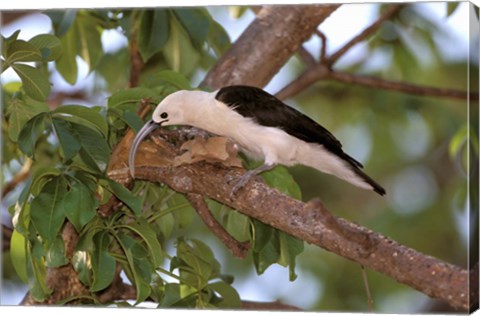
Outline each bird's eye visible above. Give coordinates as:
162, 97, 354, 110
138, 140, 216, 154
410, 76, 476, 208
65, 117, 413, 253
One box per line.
160, 112, 168, 119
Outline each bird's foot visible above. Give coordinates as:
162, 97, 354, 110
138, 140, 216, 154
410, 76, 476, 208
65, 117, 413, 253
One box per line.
229, 164, 275, 199
230, 170, 256, 198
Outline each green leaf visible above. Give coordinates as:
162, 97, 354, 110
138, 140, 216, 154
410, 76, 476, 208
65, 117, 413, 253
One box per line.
53, 105, 108, 138
63, 178, 98, 232
117, 233, 152, 303
449, 125, 468, 159
225, 210, 251, 242
278, 233, 303, 281
29, 34, 62, 61
76, 14, 102, 70
30, 176, 68, 244
10, 229, 29, 283
208, 281, 241, 308
102, 179, 142, 214
6, 96, 48, 142
74, 123, 111, 172
46, 10, 77, 37
447, 2, 460, 17
90, 232, 115, 292
108, 87, 159, 110
121, 220, 163, 267
31, 166, 61, 195
176, 239, 220, 288
121, 111, 145, 133
252, 219, 274, 252
12, 64, 51, 101
56, 22, 78, 84
73, 220, 104, 286
207, 19, 230, 56
174, 8, 210, 48
163, 17, 200, 75
52, 117, 82, 161
4, 40, 42, 66
138, 9, 169, 62
2, 30, 21, 57
29, 246, 52, 301
261, 165, 302, 200
45, 236, 69, 267
152, 70, 192, 90
17, 112, 49, 157
253, 230, 280, 275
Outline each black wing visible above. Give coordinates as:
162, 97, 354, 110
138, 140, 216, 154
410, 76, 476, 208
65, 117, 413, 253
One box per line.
215, 85, 363, 168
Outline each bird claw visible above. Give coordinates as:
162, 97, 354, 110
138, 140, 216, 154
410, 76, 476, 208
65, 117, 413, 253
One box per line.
230, 175, 251, 199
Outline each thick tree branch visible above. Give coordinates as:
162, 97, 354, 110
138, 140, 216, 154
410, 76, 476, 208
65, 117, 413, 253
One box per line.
108, 139, 472, 311
200, 4, 340, 90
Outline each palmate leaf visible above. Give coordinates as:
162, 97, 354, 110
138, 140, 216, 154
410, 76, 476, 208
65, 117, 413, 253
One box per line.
53, 105, 108, 138
102, 179, 142, 214
163, 16, 200, 75
208, 281, 241, 308
55, 12, 102, 84
119, 219, 163, 267
17, 112, 50, 158
10, 229, 29, 283
6, 96, 48, 142
90, 232, 115, 292
4, 40, 42, 66
63, 177, 98, 232
51, 117, 82, 161
29, 34, 62, 61
30, 176, 68, 245
45, 236, 69, 268
56, 22, 78, 85
173, 8, 210, 48
116, 233, 152, 303
137, 9, 170, 62
11, 64, 51, 101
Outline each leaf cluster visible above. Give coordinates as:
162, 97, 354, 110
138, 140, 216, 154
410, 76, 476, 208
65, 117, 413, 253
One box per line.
2, 7, 307, 307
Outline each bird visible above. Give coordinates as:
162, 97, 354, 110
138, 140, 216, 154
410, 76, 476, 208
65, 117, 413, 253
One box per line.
129, 85, 386, 196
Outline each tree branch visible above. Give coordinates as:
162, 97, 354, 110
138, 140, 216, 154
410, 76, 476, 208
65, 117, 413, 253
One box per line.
185, 193, 250, 259
200, 4, 340, 90
275, 3, 476, 101
108, 138, 472, 311
326, 4, 404, 65
275, 62, 475, 101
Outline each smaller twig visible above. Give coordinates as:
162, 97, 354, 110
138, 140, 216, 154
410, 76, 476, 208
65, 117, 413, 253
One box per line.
297, 46, 317, 67
186, 193, 250, 259
329, 71, 475, 100
315, 30, 328, 63
128, 22, 144, 88
327, 4, 404, 65
2, 158, 32, 198
361, 265, 374, 311
2, 225, 13, 253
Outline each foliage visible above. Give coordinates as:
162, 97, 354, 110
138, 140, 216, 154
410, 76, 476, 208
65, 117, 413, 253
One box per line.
1, 3, 475, 312
1, 7, 305, 307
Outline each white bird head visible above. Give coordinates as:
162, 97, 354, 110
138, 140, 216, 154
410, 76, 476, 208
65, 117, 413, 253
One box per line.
128, 89, 212, 177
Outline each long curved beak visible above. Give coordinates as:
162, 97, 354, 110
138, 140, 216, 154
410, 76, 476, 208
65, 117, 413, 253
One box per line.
128, 119, 160, 178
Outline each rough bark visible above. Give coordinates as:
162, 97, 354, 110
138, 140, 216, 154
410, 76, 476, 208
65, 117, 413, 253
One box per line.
107, 137, 471, 311
200, 4, 340, 90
